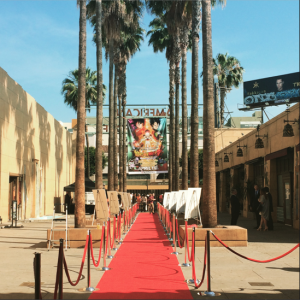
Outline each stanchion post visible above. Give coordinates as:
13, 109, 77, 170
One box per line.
204, 230, 215, 296
101, 221, 110, 271
171, 213, 179, 255
188, 227, 199, 284
107, 217, 113, 259
112, 216, 118, 251
180, 221, 190, 267
34, 252, 41, 300
58, 239, 63, 299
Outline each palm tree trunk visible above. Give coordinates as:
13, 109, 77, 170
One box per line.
113, 64, 118, 191
181, 26, 189, 190
191, 0, 201, 187
85, 123, 90, 178
174, 32, 181, 191
75, 0, 86, 228
171, 53, 176, 192
123, 102, 127, 192
168, 59, 174, 192
123, 64, 127, 192
119, 93, 123, 192
108, 41, 114, 191
202, 0, 217, 228
95, 0, 103, 190
220, 86, 225, 127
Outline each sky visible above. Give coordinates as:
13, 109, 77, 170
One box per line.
0, 0, 299, 124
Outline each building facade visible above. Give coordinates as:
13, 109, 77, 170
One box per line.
0, 67, 74, 221
215, 103, 300, 229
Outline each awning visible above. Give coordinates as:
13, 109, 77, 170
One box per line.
231, 163, 244, 170
265, 148, 288, 161
245, 157, 264, 165
64, 177, 95, 192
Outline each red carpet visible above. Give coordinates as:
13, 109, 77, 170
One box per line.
89, 213, 193, 299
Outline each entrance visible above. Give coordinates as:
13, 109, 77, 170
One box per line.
8, 176, 22, 221
276, 149, 294, 225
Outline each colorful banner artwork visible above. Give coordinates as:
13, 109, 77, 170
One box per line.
127, 118, 168, 174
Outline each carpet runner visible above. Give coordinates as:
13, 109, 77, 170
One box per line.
89, 213, 193, 299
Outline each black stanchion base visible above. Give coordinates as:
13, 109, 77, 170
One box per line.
107, 255, 113, 259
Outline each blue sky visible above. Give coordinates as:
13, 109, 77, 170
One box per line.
0, 0, 299, 123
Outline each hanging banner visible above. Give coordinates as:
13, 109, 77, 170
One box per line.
127, 118, 168, 174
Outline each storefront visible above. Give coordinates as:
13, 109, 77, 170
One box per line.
215, 103, 300, 229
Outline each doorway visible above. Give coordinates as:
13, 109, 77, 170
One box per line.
276, 150, 294, 225
8, 176, 22, 221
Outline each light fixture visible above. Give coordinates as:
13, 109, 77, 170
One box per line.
237, 144, 247, 157
224, 152, 232, 162
255, 125, 268, 149
283, 105, 299, 137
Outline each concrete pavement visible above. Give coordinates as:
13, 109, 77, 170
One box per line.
0, 212, 298, 299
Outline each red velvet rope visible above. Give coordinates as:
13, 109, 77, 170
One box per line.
212, 232, 300, 263
191, 230, 207, 289
90, 226, 105, 267
63, 234, 89, 286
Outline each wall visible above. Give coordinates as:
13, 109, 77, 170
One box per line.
0, 67, 74, 221
215, 103, 300, 229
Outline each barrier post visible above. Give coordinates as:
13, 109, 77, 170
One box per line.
107, 218, 113, 259
188, 228, 199, 284
101, 222, 110, 271
171, 214, 179, 255
180, 220, 191, 267
58, 239, 63, 299
112, 216, 118, 251
119, 213, 123, 244
204, 230, 215, 296
169, 213, 173, 242
82, 230, 95, 291
34, 252, 41, 300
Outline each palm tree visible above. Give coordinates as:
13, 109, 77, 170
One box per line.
147, 16, 174, 192
94, 0, 103, 190
118, 25, 144, 191
201, 0, 226, 228
61, 68, 106, 178
190, 0, 201, 188
75, 0, 87, 228
213, 53, 244, 126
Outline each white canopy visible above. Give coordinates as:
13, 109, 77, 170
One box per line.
184, 188, 202, 224
168, 191, 178, 211
163, 192, 171, 209
176, 190, 188, 214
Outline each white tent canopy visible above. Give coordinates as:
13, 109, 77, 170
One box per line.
163, 192, 171, 209
176, 190, 188, 214
184, 188, 202, 224
168, 191, 179, 211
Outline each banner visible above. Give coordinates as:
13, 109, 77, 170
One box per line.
243, 72, 300, 107
127, 118, 168, 174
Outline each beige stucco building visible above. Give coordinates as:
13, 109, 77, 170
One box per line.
215, 103, 300, 229
0, 67, 74, 222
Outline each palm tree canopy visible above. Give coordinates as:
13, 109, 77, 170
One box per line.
213, 53, 244, 89
61, 67, 106, 112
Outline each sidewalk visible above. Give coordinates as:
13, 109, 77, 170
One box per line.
0, 212, 299, 299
